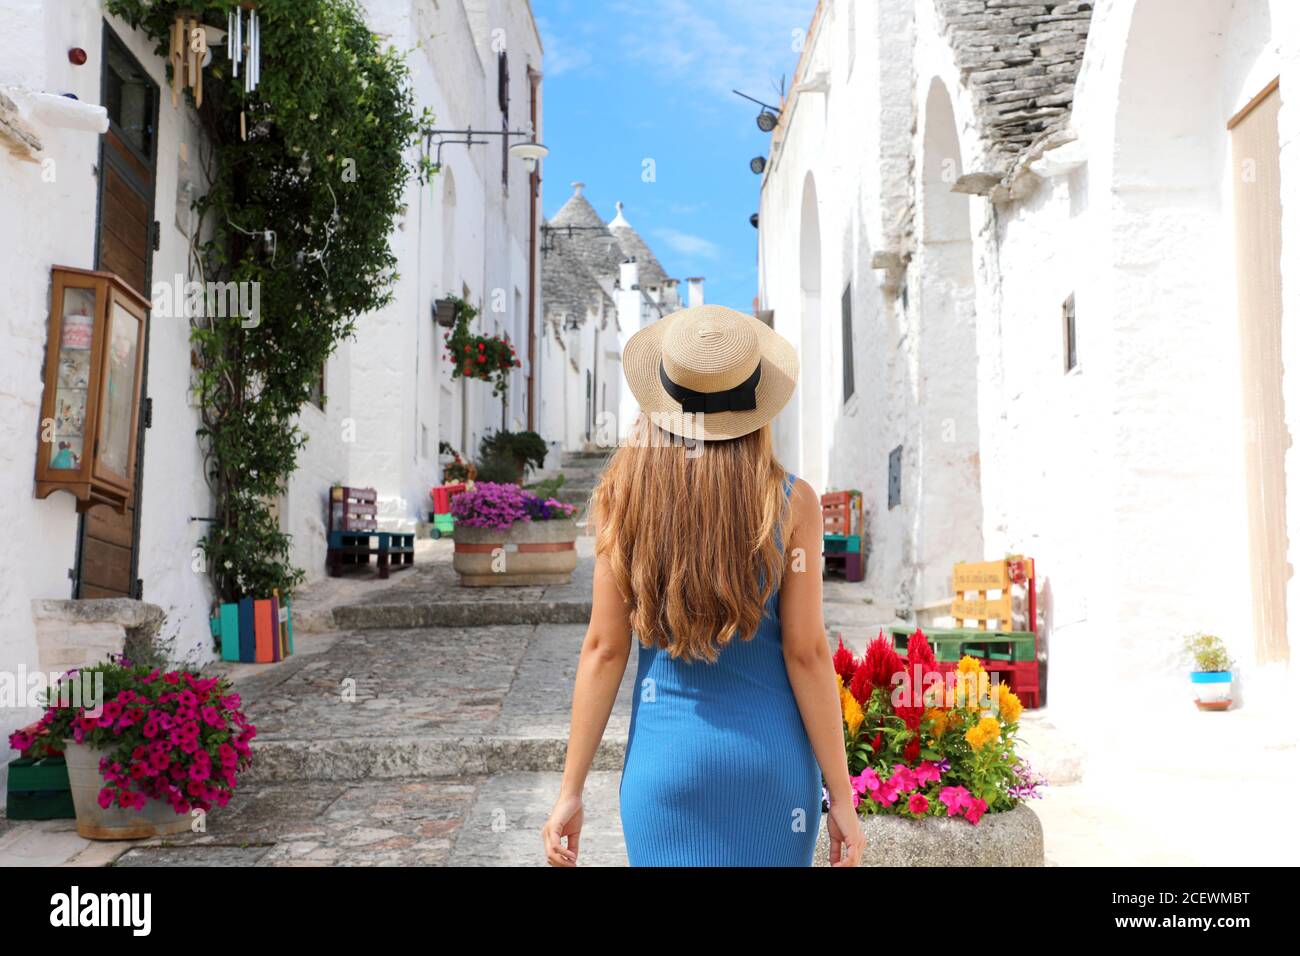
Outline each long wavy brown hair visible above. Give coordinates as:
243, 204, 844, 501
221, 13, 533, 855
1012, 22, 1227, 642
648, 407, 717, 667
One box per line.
589, 414, 791, 663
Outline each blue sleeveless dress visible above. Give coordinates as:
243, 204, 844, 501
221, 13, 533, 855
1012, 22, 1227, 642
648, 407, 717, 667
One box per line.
618, 473, 823, 866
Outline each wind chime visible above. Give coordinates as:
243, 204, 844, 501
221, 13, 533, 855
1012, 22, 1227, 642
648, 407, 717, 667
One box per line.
167, 10, 206, 108
228, 3, 262, 140
165, 4, 262, 136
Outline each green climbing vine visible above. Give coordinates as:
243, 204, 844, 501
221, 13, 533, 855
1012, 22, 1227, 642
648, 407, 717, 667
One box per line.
106, 0, 429, 602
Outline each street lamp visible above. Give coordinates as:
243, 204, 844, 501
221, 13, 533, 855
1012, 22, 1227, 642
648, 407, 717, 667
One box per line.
424, 127, 548, 172
508, 140, 550, 172
733, 89, 781, 132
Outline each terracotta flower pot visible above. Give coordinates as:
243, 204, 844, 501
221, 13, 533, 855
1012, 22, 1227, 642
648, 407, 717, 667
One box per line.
813, 803, 1044, 867
452, 517, 578, 586
62, 740, 192, 840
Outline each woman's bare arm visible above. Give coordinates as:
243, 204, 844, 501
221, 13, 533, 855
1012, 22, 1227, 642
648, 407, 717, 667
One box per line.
558, 551, 633, 802
779, 477, 854, 809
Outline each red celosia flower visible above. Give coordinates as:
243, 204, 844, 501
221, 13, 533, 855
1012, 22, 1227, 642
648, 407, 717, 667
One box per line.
906, 627, 940, 682
863, 630, 905, 690
903, 734, 921, 764
832, 636, 858, 684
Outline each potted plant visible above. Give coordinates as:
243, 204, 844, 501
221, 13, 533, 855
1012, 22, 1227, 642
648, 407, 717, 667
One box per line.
9, 654, 257, 839
433, 297, 458, 328
450, 481, 579, 586
815, 629, 1047, 866
1184, 632, 1234, 711
476, 429, 548, 484
439, 441, 475, 484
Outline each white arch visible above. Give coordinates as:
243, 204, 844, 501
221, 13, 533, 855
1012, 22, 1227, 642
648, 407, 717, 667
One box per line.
914, 76, 983, 607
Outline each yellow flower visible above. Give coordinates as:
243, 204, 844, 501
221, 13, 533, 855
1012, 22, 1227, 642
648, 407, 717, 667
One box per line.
840, 684, 865, 737
925, 707, 950, 737
957, 655, 985, 675
964, 716, 1001, 750
994, 684, 1023, 724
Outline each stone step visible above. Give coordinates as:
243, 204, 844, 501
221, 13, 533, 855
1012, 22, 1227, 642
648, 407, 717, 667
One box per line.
332, 597, 591, 630
245, 734, 627, 784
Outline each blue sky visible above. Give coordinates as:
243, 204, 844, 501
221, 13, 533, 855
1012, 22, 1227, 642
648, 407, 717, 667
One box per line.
533, 0, 815, 313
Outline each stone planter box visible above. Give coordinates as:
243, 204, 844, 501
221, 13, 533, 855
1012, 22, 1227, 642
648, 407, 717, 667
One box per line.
813, 804, 1043, 867
452, 517, 578, 586
63, 741, 192, 840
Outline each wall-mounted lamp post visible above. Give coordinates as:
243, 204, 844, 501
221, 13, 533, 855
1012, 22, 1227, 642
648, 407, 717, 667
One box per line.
424, 127, 549, 172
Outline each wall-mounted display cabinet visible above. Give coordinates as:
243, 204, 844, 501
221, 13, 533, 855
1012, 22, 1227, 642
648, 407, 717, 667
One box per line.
34, 266, 150, 513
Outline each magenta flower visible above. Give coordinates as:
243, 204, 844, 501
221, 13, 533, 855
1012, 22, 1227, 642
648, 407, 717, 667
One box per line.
940, 785, 973, 816
908, 793, 929, 815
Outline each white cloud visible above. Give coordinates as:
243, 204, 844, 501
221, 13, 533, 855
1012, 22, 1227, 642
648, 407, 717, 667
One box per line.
652, 227, 722, 260
536, 16, 594, 77
610, 0, 811, 107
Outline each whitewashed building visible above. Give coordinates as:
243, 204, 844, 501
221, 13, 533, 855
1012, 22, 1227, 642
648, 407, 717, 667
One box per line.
0, 0, 546, 792
540, 183, 701, 450
758, 0, 1300, 725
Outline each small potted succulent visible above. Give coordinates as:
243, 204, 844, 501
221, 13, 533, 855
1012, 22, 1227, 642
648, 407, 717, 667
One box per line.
9, 654, 257, 839
450, 482, 578, 586
1184, 632, 1234, 711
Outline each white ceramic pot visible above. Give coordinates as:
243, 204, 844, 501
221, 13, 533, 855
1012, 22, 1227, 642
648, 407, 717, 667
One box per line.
62, 740, 192, 840
1190, 670, 1232, 711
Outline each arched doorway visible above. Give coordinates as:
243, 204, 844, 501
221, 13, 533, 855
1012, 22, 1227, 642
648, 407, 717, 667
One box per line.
915, 77, 983, 606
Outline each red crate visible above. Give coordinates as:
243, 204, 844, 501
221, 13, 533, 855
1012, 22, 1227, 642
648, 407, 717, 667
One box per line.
430, 483, 467, 515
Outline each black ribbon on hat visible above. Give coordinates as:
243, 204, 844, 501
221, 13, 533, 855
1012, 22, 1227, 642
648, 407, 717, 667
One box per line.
659, 360, 761, 413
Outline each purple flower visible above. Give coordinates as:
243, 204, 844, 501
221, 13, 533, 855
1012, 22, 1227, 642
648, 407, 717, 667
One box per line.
451, 482, 576, 530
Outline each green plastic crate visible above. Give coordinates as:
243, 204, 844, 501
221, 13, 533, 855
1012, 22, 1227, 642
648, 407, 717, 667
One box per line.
5, 755, 75, 820
889, 625, 1036, 663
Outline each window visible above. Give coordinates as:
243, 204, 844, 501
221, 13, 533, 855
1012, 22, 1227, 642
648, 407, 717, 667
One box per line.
498, 51, 510, 190
841, 283, 856, 402
888, 445, 902, 509
308, 362, 326, 410
1062, 293, 1077, 372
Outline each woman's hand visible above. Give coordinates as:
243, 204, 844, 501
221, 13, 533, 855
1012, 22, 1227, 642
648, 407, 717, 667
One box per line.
826, 799, 865, 867
541, 792, 584, 867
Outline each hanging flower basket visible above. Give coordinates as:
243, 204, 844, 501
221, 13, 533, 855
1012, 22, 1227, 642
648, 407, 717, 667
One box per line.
442, 296, 521, 398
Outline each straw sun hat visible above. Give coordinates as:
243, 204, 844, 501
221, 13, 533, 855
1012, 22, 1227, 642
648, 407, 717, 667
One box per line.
621, 304, 799, 442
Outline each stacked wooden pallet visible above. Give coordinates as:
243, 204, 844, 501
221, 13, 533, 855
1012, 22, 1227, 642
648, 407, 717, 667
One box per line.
822, 489, 866, 582
327, 485, 415, 579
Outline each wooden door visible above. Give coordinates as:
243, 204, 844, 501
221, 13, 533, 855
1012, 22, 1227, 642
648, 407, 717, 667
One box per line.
1230, 78, 1290, 664
76, 26, 158, 599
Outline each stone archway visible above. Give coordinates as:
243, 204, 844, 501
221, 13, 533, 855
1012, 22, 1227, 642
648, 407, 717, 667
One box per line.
915, 77, 984, 607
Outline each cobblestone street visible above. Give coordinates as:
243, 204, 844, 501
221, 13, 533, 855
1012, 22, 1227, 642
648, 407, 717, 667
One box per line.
2, 528, 1294, 867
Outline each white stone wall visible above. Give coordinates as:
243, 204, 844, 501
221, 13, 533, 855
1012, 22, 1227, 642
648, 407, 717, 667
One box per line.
759, 0, 1300, 730
0, 4, 219, 788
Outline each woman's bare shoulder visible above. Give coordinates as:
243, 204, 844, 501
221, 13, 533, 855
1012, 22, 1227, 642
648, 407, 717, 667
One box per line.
788, 476, 820, 518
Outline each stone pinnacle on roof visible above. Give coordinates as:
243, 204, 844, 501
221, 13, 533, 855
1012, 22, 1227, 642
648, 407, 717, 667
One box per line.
549, 182, 623, 275
607, 200, 670, 289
